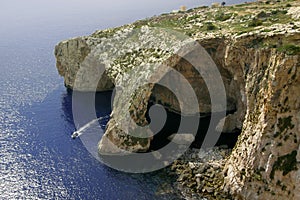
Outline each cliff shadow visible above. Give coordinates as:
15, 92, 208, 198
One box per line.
146, 96, 240, 151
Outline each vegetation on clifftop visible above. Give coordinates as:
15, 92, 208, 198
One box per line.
91, 0, 299, 57
59, 0, 299, 198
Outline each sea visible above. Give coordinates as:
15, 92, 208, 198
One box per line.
0, 0, 248, 199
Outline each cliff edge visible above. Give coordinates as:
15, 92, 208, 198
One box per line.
55, 0, 300, 199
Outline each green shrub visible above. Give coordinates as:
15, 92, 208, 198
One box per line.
257, 11, 267, 18
248, 18, 263, 27
215, 12, 232, 21
278, 44, 300, 55
205, 22, 218, 30
271, 9, 288, 15
270, 151, 297, 179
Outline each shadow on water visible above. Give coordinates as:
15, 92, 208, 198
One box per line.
57, 85, 240, 199
61, 89, 112, 128
146, 103, 240, 151
59, 89, 181, 199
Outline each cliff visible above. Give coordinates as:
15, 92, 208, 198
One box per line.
55, 0, 300, 199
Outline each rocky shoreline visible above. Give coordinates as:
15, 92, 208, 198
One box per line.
153, 146, 233, 200
169, 147, 232, 200
55, 0, 300, 199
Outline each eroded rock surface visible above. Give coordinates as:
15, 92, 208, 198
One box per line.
55, 0, 300, 199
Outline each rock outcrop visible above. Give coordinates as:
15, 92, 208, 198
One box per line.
55, 0, 300, 199
223, 40, 300, 199
55, 37, 114, 91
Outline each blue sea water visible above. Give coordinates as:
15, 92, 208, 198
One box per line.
0, 0, 248, 199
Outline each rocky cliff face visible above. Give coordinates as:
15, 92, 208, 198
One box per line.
55, 37, 114, 91
222, 37, 300, 199
55, 0, 300, 199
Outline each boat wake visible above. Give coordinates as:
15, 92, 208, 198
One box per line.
71, 115, 110, 139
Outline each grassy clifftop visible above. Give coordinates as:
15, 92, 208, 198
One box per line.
91, 0, 300, 54
55, 1, 300, 199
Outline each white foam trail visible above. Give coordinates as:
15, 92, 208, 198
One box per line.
71, 115, 109, 139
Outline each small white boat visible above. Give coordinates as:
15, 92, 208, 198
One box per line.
71, 131, 79, 139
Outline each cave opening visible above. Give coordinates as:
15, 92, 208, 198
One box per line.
146, 101, 240, 151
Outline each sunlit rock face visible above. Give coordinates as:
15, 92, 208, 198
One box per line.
55, 0, 300, 198
223, 39, 300, 200
55, 37, 114, 91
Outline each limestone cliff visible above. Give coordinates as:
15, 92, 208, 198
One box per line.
55, 0, 300, 199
